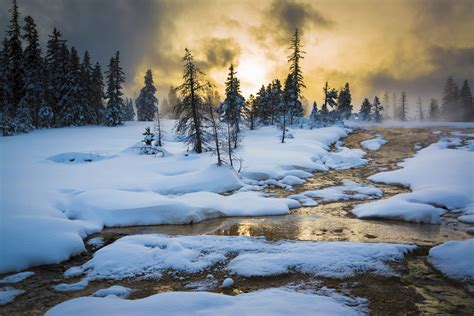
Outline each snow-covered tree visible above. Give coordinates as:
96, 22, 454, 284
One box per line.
122, 98, 135, 121
242, 94, 258, 130
309, 101, 319, 129
105, 51, 125, 126
372, 96, 383, 122
337, 83, 352, 120
80, 50, 96, 124
174, 49, 210, 153
91, 62, 105, 124
136, 69, 158, 121
319, 102, 329, 126
45, 28, 66, 125
287, 29, 305, 124
142, 127, 154, 145
280, 73, 295, 143
220, 64, 245, 148
359, 98, 372, 121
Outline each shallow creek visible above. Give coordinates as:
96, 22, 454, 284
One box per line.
2, 127, 473, 315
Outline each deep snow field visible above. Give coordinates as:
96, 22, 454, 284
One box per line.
1, 120, 474, 314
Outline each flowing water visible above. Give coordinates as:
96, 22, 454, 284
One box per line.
2, 126, 473, 315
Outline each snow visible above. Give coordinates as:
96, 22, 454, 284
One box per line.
53, 279, 89, 292
429, 239, 474, 280
345, 120, 474, 129
1, 121, 350, 273
64, 234, 415, 283
322, 147, 367, 170
458, 215, 474, 224
360, 136, 387, 151
46, 288, 364, 316
0, 287, 24, 305
221, 278, 234, 288
92, 285, 134, 298
86, 237, 104, 249
289, 180, 382, 206
352, 137, 474, 224
0, 271, 34, 284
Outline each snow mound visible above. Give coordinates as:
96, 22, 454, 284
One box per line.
92, 285, 134, 298
46, 288, 364, 316
221, 278, 234, 288
87, 237, 104, 249
429, 239, 474, 280
0, 271, 34, 284
0, 287, 24, 305
360, 137, 387, 151
323, 147, 367, 170
48, 152, 114, 164
289, 180, 382, 205
352, 137, 474, 224
65, 234, 415, 282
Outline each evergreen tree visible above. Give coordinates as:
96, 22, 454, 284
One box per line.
136, 69, 158, 121
319, 102, 329, 125
174, 49, 210, 153
382, 91, 390, 120
429, 98, 440, 120
17, 15, 42, 131
322, 81, 338, 124
256, 85, 270, 124
399, 91, 407, 121
122, 98, 135, 121
309, 101, 319, 129
167, 85, 179, 118
287, 29, 305, 123
270, 79, 283, 125
242, 94, 258, 130
80, 50, 96, 124
336, 82, 352, 120
417, 97, 424, 121
161, 97, 169, 117
0, 39, 8, 115
154, 105, 163, 147
45, 28, 66, 123
281, 74, 295, 142
105, 51, 125, 126
204, 91, 223, 165
91, 62, 105, 124
459, 80, 473, 121
220, 64, 244, 148
372, 96, 383, 122
359, 98, 372, 121
442, 76, 460, 121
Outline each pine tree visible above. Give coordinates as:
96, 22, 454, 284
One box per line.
167, 85, 179, 119
45, 28, 66, 123
220, 64, 244, 148
91, 62, 105, 124
442, 76, 460, 121
242, 94, 258, 130
372, 96, 383, 122
399, 91, 407, 121
382, 91, 390, 120
319, 102, 329, 126
281, 74, 295, 143
459, 80, 473, 121
122, 98, 135, 121
256, 85, 270, 124
81, 50, 96, 124
359, 98, 372, 121
322, 81, 338, 124
17, 15, 42, 131
174, 49, 210, 153
270, 79, 283, 125
105, 51, 125, 126
336, 82, 352, 120
287, 29, 305, 124
136, 69, 158, 121
204, 91, 223, 165
309, 101, 319, 129
429, 98, 440, 120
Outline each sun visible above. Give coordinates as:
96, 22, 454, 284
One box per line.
236, 54, 268, 97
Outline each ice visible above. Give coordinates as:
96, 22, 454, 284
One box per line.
0, 287, 24, 305
64, 234, 415, 282
360, 136, 387, 151
429, 239, 474, 280
459, 215, 474, 224
86, 237, 104, 249
1, 121, 349, 273
0, 271, 34, 284
92, 285, 134, 298
352, 137, 474, 223
221, 278, 234, 288
46, 288, 364, 316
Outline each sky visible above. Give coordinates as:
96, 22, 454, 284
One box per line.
1, 0, 473, 112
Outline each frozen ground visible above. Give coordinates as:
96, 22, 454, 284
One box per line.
429, 239, 474, 280
0, 121, 351, 273
46, 287, 365, 316
353, 137, 474, 224
59, 234, 415, 284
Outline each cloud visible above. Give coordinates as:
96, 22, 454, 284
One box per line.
198, 37, 241, 70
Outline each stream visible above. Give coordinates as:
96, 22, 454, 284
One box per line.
2, 126, 473, 315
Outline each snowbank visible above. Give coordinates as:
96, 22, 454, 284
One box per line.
429, 239, 474, 280
0, 271, 34, 284
353, 137, 474, 224
0, 287, 24, 305
64, 234, 415, 282
289, 180, 382, 206
92, 285, 134, 298
46, 288, 364, 316
1, 122, 349, 273
360, 137, 387, 151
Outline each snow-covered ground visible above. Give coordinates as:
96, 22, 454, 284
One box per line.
0, 287, 24, 305
59, 234, 414, 285
1, 121, 351, 273
46, 287, 366, 316
429, 239, 474, 280
353, 137, 474, 224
